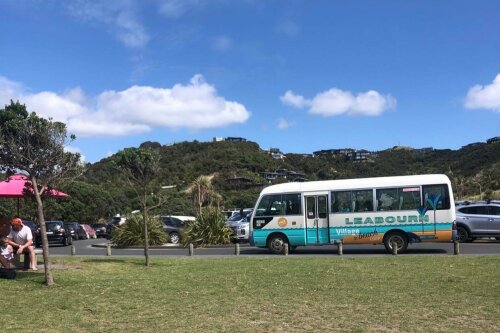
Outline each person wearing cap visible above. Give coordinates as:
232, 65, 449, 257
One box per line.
7, 218, 37, 271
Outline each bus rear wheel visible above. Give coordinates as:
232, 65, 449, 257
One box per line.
383, 232, 408, 254
267, 234, 288, 255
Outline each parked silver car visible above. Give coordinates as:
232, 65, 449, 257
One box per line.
226, 209, 252, 242
455, 201, 500, 242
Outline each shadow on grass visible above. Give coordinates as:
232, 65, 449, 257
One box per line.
81, 258, 161, 267
6, 270, 46, 283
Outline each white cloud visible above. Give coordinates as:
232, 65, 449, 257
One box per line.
310, 89, 355, 116
280, 90, 310, 109
0, 74, 250, 137
0, 76, 23, 104
64, 146, 86, 163
277, 118, 294, 129
66, 0, 150, 48
24, 91, 90, 122
158, 0, 202, 18
281, 87, 396, 116
464, 74, 500, 112
213, 35, 232, 51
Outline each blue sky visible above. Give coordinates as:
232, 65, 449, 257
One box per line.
1, 0, 499, 163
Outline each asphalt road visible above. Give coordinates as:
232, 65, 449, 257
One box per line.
47, 238, 500, 257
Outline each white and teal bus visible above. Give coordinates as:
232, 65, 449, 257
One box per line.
249, 174, 456, 254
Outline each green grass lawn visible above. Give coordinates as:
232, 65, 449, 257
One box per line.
2, 256, 499, 332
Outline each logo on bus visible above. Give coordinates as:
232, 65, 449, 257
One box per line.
344, 215, 430, 225
278, 217, 287, 227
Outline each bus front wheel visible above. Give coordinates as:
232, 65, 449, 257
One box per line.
267, 234, 288, 255
383, 232, 408, 254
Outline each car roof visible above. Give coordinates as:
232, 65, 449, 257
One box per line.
456, 203, 500, 208
456, 200, 500, 206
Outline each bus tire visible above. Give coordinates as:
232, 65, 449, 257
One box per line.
383, 231, 408, 254
267, 234, 288, 255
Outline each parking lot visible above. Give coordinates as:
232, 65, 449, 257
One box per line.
47, 237, 500, 257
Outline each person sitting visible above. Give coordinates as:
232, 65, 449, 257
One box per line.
7, 218, 37, 271
0, 237, 14, 268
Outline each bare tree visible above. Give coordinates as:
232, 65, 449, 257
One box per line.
0, 101, 84, 285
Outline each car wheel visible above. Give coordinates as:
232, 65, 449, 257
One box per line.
169, 232, 180, 244
267, 234, 288, 254
456, 226, 470, 243
383, 231, 408, 253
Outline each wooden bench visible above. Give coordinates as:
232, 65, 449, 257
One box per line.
12, 248, 42, 269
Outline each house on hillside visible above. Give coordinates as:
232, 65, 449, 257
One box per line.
269, 148, 285, 159
226, 137, 247, 142
213, 137, 247, 142
461, 142, 484, 149
313, 148, 374, 161
260, 172, 278, 182
486, 136, 500, 144
224, 177, 262, 189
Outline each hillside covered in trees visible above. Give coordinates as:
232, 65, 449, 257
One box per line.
1, 138, 499, 224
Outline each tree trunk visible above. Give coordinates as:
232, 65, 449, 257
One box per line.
143, 193, 150, 267
31, 177, 54, 286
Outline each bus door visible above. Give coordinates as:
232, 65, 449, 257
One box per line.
305, 195, 329, 244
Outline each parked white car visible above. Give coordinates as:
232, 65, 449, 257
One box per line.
225, 209, 252, 242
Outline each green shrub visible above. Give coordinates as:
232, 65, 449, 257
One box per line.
181, 207, 233, 247
112, 214, 167, 247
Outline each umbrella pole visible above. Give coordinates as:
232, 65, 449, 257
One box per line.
17, 197, 20, 217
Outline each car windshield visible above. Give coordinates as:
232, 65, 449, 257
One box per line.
228, 210, 252, 222
228, 213, 245, 222
46, 222, 62, 231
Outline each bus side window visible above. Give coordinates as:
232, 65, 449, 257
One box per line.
331, 191, 351, 213
376, 189, 398, 211
283, 193, 301, 215
353, 190, 373, 212
423, 184, 450, 210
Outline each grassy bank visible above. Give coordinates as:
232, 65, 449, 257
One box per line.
2, 256, 499, 332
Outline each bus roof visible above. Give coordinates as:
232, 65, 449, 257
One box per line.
260, 174, 451, 195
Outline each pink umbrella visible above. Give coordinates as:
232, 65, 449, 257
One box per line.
0, 174, 68, 216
